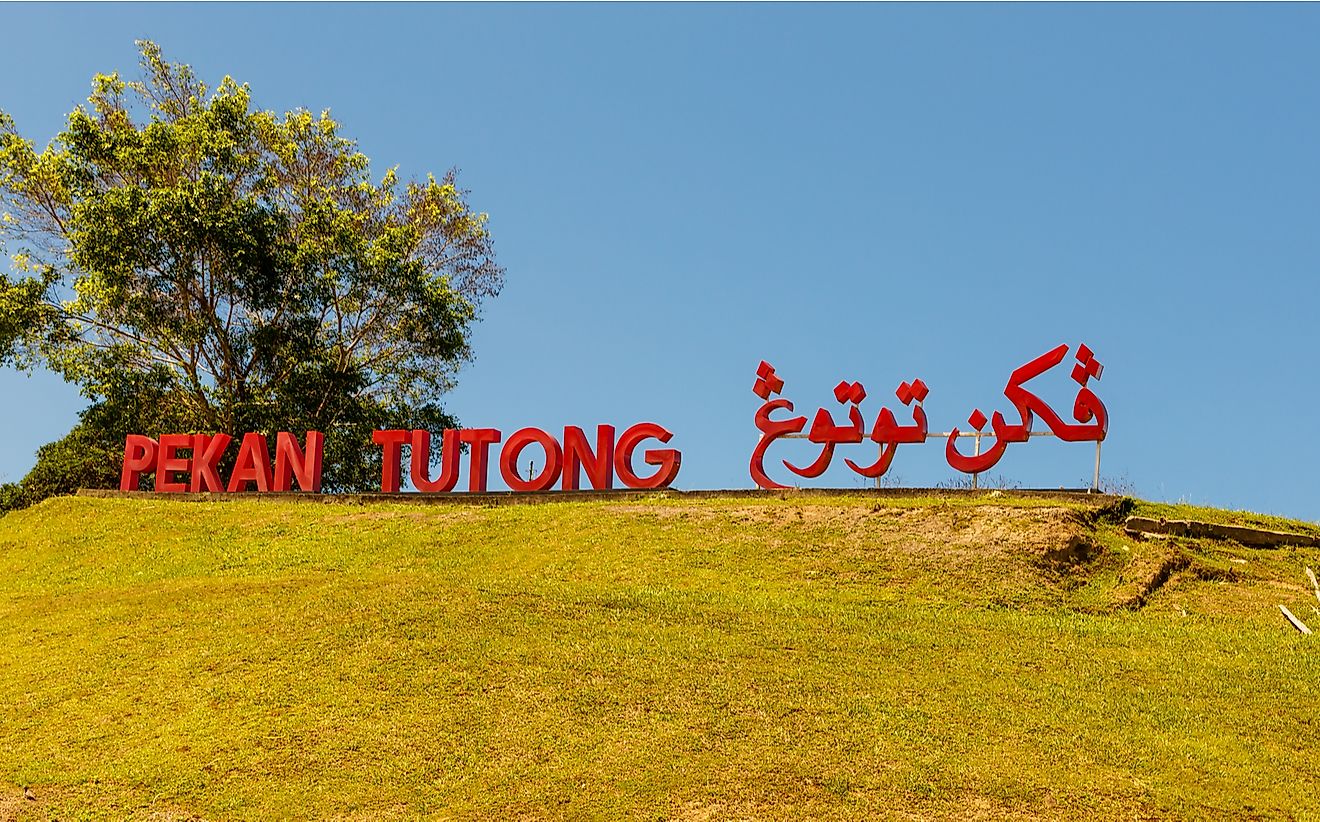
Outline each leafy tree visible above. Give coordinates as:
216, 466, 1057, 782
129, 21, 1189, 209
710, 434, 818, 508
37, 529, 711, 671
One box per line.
0, 422, 120, 510
0, 41, 503, 498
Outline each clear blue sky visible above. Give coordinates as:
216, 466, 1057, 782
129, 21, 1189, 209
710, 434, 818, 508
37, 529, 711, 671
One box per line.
2, 4, 1318, 519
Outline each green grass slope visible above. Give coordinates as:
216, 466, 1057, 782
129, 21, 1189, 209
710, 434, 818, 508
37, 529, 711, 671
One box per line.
0, 493, 1317, 820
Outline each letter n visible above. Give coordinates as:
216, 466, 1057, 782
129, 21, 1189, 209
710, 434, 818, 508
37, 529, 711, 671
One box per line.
562, 425, 615, 490
273, 431, 325, 492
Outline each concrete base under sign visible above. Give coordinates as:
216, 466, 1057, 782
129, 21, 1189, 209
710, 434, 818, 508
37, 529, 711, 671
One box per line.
77, 487, 1115, 507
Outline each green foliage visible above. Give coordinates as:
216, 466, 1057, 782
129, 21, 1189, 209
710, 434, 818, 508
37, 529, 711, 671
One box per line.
0, 373, 198, 513
0, 41, 502, 494
1, 423, 120, 511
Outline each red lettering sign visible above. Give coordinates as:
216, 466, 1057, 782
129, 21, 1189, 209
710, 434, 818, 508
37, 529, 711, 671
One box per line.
119, 432, 325, 493
750, 343, 1108, 489
118, 424, 681, 494
377, 423, 680, 493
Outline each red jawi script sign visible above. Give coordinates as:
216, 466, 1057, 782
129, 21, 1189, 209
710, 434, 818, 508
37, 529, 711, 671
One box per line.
119, 423, 681, 494
749, 342, 1108, 490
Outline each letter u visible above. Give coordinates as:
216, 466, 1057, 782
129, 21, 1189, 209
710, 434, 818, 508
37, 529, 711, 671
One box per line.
411, 429, 461, 493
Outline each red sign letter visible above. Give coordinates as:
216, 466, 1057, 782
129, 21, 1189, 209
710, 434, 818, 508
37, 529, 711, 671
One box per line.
500, 428, 563, 492
273, 431, 325, 493
410, 429, 461, 493
373, 430, 410, 493
154, 434, 193, 493
190, 433, 233, 493
227, 433, 273, 492
120, 435, 157, 491
562, 425, 615, 491
615, 423, 681, 490
460, 428, 503, 493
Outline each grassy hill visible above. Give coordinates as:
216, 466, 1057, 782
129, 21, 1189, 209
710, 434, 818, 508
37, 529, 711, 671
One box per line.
0, 492, 1317, 820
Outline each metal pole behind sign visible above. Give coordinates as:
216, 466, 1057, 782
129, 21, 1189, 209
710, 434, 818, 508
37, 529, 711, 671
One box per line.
972, 432, 981, 490
1093, 441, 1101, 493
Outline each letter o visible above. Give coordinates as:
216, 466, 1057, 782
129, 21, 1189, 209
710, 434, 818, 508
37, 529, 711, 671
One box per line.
500, 428, 563, 492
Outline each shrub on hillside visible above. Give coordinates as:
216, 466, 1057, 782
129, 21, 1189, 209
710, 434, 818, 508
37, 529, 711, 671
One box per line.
0, 423, 122, 513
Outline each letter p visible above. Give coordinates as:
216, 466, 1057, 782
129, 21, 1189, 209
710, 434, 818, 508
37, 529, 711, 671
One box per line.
120, 435, 158, 491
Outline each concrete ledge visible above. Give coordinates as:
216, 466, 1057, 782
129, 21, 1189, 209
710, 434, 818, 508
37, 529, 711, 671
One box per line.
77, 487, 1117, 507
1124, 516, 1320, 548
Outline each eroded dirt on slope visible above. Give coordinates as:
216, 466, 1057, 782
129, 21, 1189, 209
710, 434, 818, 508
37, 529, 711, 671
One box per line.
598, 501, 1111, 609
600, 498, 1318, 617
